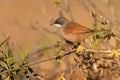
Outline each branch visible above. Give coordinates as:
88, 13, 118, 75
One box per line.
0, 49, 76, 75
39, 0, 51, 24
88, 0, 104, 16
29, 44, 57, 56
78, 0, 89, 13
0, 48, 113, 75
65, 0, 74, 21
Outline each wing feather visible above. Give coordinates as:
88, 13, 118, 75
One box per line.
64, 22, 92, 34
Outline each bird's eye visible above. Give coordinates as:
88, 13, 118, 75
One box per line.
54, 18, 64, 25
56, 19, 64, 25
59, 20, 64, 25
54, 20, 59, 24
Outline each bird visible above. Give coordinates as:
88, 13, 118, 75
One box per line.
51, 17, 93, 44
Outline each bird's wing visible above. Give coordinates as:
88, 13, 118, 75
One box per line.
64, 22, 93, 34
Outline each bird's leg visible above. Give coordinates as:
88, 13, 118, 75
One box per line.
73, 42, 80, 48
65, 40, 80, 51
65, 40, 73, 51
65, 40, 73, 45
56, 41, 75, 52
65, 40, 80, 48
56, 41, 66, 50
57, 40, 80, 51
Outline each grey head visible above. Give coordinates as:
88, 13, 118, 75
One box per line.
52, 17, 69, 28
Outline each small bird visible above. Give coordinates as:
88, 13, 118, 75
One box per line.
51, 17, 93, 44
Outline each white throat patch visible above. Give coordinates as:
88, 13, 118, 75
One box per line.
54, 24, 62, 28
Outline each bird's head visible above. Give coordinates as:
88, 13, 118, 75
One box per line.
51, 17, 69, 28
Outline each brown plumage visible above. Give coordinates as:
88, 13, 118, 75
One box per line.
52, 17, 93, 43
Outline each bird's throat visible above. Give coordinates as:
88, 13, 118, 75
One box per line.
54, 24, 63, 28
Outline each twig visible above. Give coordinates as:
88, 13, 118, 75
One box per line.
78, 0, 89, 13
85, 49, 111, 54
88, 0, 104, 16
56, 2, 63, 17
113, 36, 120, 44
36, 23, 57, 34
0, 48, 113, 75
0, 49, 76, 75
115, 58, 120, 70
110, 5, 115, 23
65, 0, 74, 21
0, 37, 10, 47
29, 45, 57, 56
39, 0, 51, 24
0, 57, 55, 75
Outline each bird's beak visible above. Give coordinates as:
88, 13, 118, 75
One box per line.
50, 19, 54, 26
50, 22, 53, 26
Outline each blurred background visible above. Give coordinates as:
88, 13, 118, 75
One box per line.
0, 0, 120, 79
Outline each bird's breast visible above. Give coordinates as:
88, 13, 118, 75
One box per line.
60, 28, 87, 43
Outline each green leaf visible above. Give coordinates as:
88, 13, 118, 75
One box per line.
94, 39, 99, 47
6, 56, 13, 65
24, 48, 29, 60
99, 16, 104, 19
59, 50, 65, 54
76, 45, 85, 53
11, 63, 19, 68
0, 65, 6, 72
59, 73, 66, 80
0, 37, 9, 47
8, 49, 13, 57
21, 47, 29, 61
92, 24, 100, 31
104, 24, 109, 30
109, 49, 120, 58
55, 0, 62, 5
12, 71, 19, 79
56, 59, 63, 63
